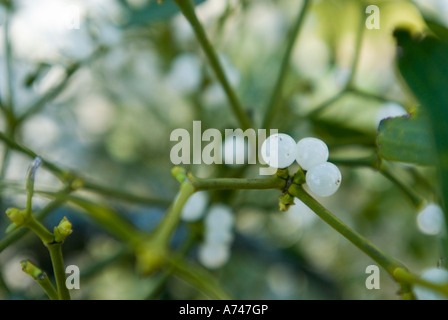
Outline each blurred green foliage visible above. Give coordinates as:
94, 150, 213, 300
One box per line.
0, 0, 448, 300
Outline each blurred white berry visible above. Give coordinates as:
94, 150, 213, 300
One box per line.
376, 102, 408, 127
204, 227, 234, 245
306, 162, 342, 197
166, 53, 202, 93
205, 204, 234, 230
181, 191, 208, 222
198, 242, 231, 269
261, 133, 297, 169
417, 203, 445, 236
295, 137, 329, 171
414, 268, 448, 300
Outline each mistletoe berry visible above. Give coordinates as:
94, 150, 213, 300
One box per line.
295, 137, 329, 170
305, 162, 342, 197
261, 133, 297, 169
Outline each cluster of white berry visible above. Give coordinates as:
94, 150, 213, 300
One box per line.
181, 196, 234, 269
261, 134, 341, 197
198, 204, 234, 269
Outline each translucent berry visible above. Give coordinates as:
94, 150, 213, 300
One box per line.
181, 191, 208, 222
204, 227, 234, 245
414, 268, 448, 300
198, 242, 231, 269
261, 133, 297, 169
295, 137, 329, 170
306, 162, 341, 197
416, 203, 445, 235
205, 204, 234, 230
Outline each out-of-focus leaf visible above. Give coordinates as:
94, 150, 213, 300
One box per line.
393, 28, 448, 224
376, 112, 435, 165
312, 119, 375, 147
122, 0, 207, 28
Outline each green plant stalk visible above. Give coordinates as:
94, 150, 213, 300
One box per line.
0, 268, 11, 297
262, 0, 311, 130
152, 180, 195, 245
344, 2, 365, 90
288, 184, 407, 277
379, 165, 424, 208
21, 261, 58, 300
35, 274, 59, 300
308, 90, 346, 119
0, 188, 70, 253
26, 217, 55, 244
330, 154, 424, 209
189, 173, 286, 191
82, 180, 172, 206
166, 255, 231, 300
67, 196, 144, 248
0, 131, 67, 180
394, 267, 448, 298
173, 0, 252, 130
47, 243, 71, 300
16, 46, 107, 124
0, 131, 168, 207
3, 9, 14, 113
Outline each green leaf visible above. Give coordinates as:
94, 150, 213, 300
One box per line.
122, 0, 207, 28
393, 28, 448, 229
376, 112, 435, 165
425, 19, 448, 41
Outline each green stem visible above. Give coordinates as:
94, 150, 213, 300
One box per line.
0, 268, 11, 297
16, 46, 107, 124
166, 255, 232, 300
288, 184, 407, 277
347, 87, 403, 105
26, 217, 55, 244
82, 181, 171, 207
4, 9, 14, 113
261, 0, 311, 130
47, 243, 71, 300
0, 188, 71, 253
0, 131, 67, 180
308, 91, 346, 119
152, 181, 195, 244
329, 154, 378, 168
21, 260, 58, 300
344, 3, 365, 89
67, 195, 144, 248
394, 268, 448, 298
173, 0, 252, 130
379, 165, 424, 208
189, 174, 286, 191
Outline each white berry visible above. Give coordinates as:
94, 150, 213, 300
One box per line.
204, 227, 234, 245
295, 137, 329, 170
306, 162, 341, 197
414, 268, 448, 300
417, 203, 445, 236
198, 242, 231, 269
181, 191, 208, 222
261, 133, 297, 169
205, 204, 234, 230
